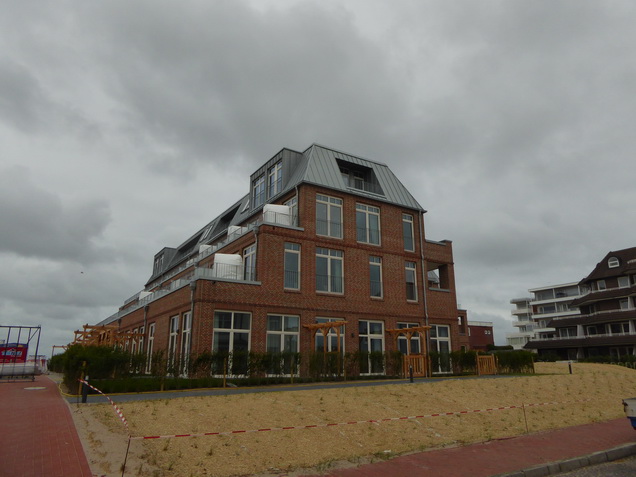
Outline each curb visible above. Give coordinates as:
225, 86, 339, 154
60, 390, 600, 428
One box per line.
493, 442, 636, 477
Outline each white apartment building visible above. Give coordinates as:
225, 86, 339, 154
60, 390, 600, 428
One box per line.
506, 282, 588, 350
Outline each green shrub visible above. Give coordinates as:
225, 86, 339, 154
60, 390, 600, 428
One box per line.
494, 350, 535, 374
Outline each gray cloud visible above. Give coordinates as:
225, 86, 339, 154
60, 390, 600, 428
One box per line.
2, 0, 636, 353
0, 166, 112, 263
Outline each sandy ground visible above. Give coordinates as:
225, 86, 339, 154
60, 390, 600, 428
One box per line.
67, 362, 636, 477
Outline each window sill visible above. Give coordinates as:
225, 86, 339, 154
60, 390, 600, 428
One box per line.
316, 291, 345, 297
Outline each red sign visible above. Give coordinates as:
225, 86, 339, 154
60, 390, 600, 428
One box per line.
0, 344, 28, 363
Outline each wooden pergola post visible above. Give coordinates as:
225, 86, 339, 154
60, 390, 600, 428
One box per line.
303, 321, 348, 374
386, 326, 431, 378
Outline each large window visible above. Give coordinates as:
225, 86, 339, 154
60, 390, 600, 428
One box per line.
266, 314, 300, 374
405, 261, 417, 301
316, 247, 343, 293
145, 323, 155, 374
181, 312, 192, 376
268, 161, 282, 198
284, 242, 300, 290
316, 194, 342, 238
213, 311, 251, 375
138, 325, 144, 356
252, 175, 265, 208
403, 214, 415, 252
618, 276, 630, 288
356, 204, 380, 245
358, 320, 384, 374
397, 322, 421, 354
168, 315, 179, 370
284, 195, 298, 225
369, 256, 382, 298
315, 318, 345, 353
243, 243, 256, 281
430, 324, 451, 373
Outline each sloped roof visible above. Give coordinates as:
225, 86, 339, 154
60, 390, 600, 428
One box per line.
580, 247, 636, 283
147, 144, 425, 284
296, 144, 424, 211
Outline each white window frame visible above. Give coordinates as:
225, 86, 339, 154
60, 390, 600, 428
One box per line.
212, 311, 251, 353
131, 328, 138, 355
243, 243, 257, 281
316, 247, 344, 294
356, 203, 381, 245
145, 323, 155, 374
284, 195, 298, 225
268, 161, 283, 199
358, 320, 385, 375
405, 261, 418, 301
168, 315, 179, 370
316, 194, 343, 238
266, 314, 300, 375
430, 324, 451, 373
369, 256, 382, 298
252, 175, 266, 208
284, 242, 301, 290
181, 312, 192, 376
608, 257, 620, 268
402, 214, 415, 252
138, 325, 145, 356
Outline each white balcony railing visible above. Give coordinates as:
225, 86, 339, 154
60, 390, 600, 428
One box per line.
531, 331, 636, 342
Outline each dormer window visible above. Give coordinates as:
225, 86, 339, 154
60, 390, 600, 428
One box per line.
153, 255, 164, 274
268, 161, 282, 199
252, 175, 265, 208
608, 256, 620, 268
336, 159, 384, 195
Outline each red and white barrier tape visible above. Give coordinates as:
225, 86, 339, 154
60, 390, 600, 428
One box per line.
76, 380, 595, 441
129, 398, 593, 441
78, 379, 130, 435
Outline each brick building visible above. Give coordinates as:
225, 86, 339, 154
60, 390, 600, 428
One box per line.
97, 144, 465, 376
467, 321, 494, 351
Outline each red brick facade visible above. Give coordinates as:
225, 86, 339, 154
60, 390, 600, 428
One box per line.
108, 150, 465, 376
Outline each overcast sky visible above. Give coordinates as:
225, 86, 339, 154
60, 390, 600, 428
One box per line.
2, 0, 635, 356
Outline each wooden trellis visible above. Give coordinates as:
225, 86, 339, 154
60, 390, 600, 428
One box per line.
303, 321, 348, 356
72, 324, 144, 349
386, 325, 431, 378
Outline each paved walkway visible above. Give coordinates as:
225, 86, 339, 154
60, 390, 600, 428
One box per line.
0, 375, 93, 477
310, 418, 636, 477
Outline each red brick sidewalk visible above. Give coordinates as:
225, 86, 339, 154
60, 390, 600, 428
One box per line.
310, 418, 635, 477
0, 375, 93, 477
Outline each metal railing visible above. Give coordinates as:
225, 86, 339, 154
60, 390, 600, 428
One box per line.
531, 331, 636, 342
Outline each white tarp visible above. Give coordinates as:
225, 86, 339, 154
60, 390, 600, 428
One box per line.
212, 253, 243, 280
263, 204, 291, 225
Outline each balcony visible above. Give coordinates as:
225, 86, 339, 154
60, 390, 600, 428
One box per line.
512, 308, 531, 316
525, 331, 636, 350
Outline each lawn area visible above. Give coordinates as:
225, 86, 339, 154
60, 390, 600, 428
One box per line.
71, 362, 636, 476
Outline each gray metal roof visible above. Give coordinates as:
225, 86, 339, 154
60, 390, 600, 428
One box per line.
291, 144, 424, 211
146, 144, 425, 284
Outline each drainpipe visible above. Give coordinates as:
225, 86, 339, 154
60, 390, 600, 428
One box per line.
143, 304, 149, 341
418, 210, 429, 328
419, 210, 432, 377
190, 280, 196, 357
